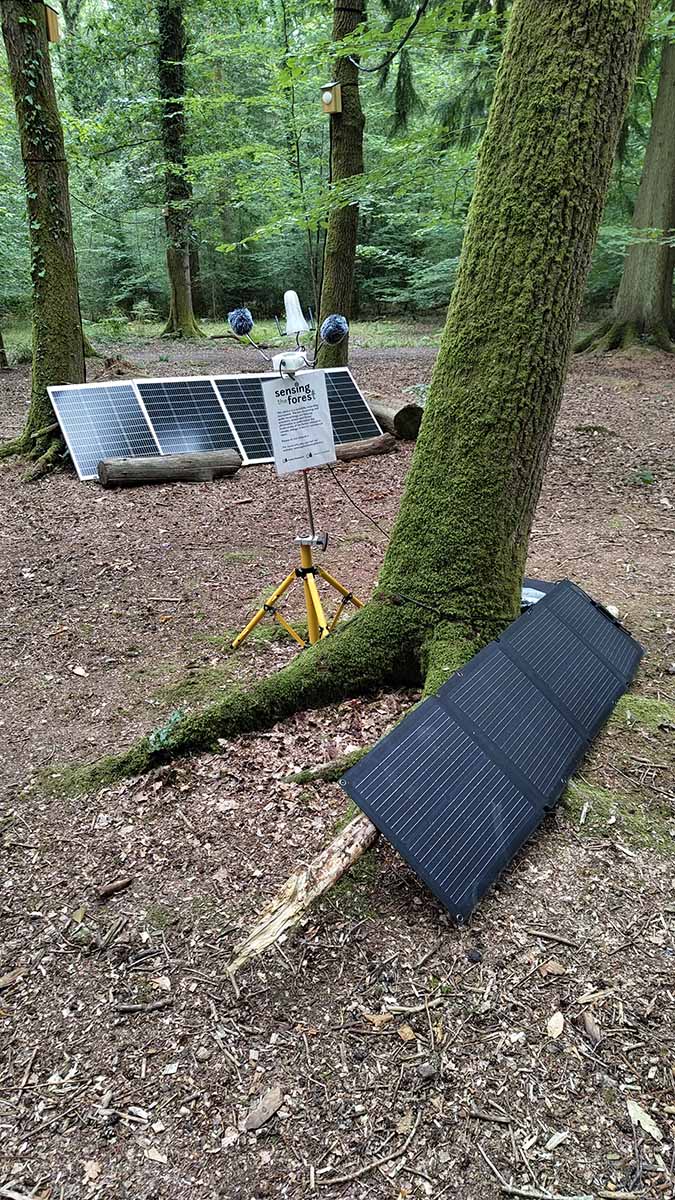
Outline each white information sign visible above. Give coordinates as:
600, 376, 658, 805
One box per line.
262, 370, 336, 476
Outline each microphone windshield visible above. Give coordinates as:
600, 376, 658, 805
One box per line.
320, 313, 349, 345
228, 307, 254, 337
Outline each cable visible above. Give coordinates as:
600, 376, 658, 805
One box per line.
326, 462, 392, 537
349, 0, 431, 73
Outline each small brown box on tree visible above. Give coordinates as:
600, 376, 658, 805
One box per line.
320, 82, 342, 114
45, 3, 60, 42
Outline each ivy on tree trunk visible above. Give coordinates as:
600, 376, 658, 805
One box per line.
316, 0, 366, 368
157, 0, 203, 338
49, 0, 650, 797
0, 0, 85, 475
576, 21, 675, 353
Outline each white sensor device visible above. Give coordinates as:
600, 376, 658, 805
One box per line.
272, 350, 307, 375
283, 289, 310, 335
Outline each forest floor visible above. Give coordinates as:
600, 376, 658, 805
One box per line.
0, 329, 674, 1200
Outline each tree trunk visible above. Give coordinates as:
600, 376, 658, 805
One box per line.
51, 0, 649, 811
576, 25, 675, 353
157, 0, 203, 338
0, 328, 8, 370
0, 0, 85, 473
316, 0, 366, 369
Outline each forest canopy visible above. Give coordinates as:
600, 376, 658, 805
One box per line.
1, 0, 673, 340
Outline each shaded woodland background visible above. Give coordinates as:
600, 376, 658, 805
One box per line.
1, 0, 673, 358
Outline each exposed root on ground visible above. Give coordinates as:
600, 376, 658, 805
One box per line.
43, 602, 428, 797
575, 318, 675, 354
0, 428, 66, 478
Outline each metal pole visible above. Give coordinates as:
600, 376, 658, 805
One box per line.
303, 469, 315, 536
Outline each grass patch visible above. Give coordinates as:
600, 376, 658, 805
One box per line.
209, 619, 310, 651
155, 664, 235, 707
220, 550, 260, 564
564, 780, 674, 853
611, 694, 675, 732
145, 903, 179, 930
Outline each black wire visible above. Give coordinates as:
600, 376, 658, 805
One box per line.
326, 463, 392, 537
349, 0, 431, 74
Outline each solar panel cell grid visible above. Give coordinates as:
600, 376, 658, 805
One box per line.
212, 376, 273, 462
325, 370, 382, 444
135, 378, 239, 456
341, 580, 643, 923
49, 382, 160, 480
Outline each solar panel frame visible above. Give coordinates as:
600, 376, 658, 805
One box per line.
211, 367, 382, 464
342, 580, 643, 922
48, 380, 162, 481
134, 376, 244, 459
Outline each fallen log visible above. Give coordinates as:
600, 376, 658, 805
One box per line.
334, 432, 396, 461
97, 449, 242, 487
369, 397, 423, 441
227, 812, 378, 979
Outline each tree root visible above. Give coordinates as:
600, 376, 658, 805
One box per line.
285, 748, 368, 785
0, 428, 66, 477
575, 318, 675, 353
42, 603, 425, 797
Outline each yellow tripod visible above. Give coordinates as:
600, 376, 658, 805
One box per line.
232, 472, 363, 650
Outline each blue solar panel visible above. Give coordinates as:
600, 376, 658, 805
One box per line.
342, 581, 643, 922
212, 368, 381, 463
49, 382, 160, 481
135, 377, 240, 456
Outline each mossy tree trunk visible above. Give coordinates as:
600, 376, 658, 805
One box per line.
316, 0, 366, 369
157, 0, 203, 338
57, 0, 649, 798
0, 0, 85, 474
576, 24, 675, 353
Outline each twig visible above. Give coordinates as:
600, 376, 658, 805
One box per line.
116, 998, 173, 1014
415, 937, 443, 970
471, 1105, 512, 1125
16, 1046, 38, 1101
500, 1189, 593, 1200
386, 997, 445, 1015
478, 1144, 508, 1186
525, 928, 580, 949
316, 1110, 421, 1186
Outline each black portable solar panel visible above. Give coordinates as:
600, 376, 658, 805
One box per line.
342, 580, 642, 922
48, 381, 160, 481
212, 368, 381, 463
135, 377, 240, 456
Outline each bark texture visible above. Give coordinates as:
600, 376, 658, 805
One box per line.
0, 0, 85, 472
48, 0, 649, 800
316, 0, 366, 369
157, 0, 203, 338
576, 27, 675, 353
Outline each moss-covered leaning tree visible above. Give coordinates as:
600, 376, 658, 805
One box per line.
577, 18, 675, 353
0, 0, 85, 475
57, 0, 649, 814
157, 0, 203, 338
316, 0, 366, 369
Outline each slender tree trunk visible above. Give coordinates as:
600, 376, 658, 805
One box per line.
576, 26, 675, 353
58, 0, 649, 806
316, 0, 366, 368
0, 0, 85, 473
0, 329, 8, 370
157, 0, 203, 337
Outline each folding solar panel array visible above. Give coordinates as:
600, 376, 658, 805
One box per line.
48, 368, 381, 480
341, 581, 643, 922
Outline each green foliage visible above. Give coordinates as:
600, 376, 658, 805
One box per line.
0, 0, 671, 323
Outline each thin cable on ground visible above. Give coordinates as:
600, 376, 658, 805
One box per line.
348, 0, 431, 73
326, 463, 392, 537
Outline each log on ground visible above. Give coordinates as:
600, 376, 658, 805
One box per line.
368, 397, 423, 440
98, 449, 242, 486
334, 432, 396, 461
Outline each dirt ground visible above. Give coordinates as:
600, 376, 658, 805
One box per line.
0, 337, 674, 1200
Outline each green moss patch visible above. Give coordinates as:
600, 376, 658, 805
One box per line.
155, 664, 235, 707
611, 695, 675, 732
564, 780, 674, 853
332, 848, 381, 916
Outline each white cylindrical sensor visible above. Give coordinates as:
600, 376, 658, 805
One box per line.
283, 290, 310, 335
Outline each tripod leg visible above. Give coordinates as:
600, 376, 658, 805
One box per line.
304, 571, 329, 642
231, 571, 298, 649
317, 567, 364, 609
